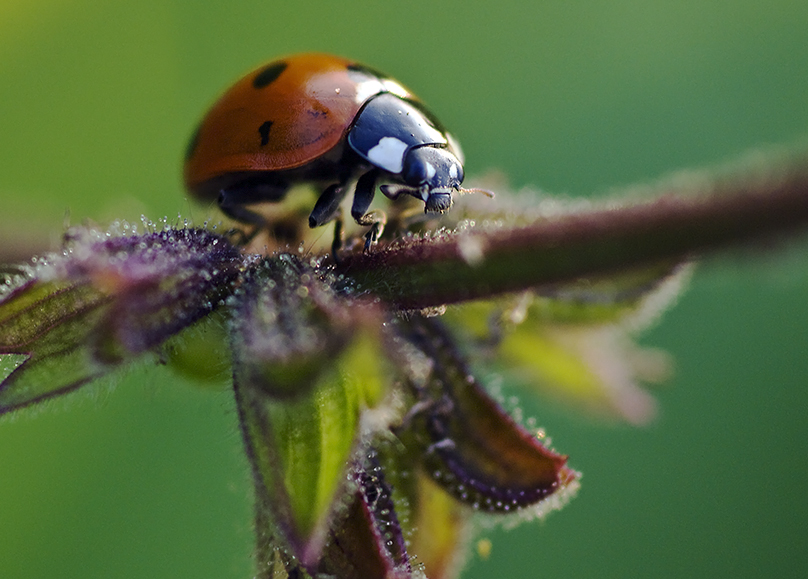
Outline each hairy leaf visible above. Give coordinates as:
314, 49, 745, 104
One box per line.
397, 316, 578, 512
233, 256, 395, 571
0, 227, 242, 414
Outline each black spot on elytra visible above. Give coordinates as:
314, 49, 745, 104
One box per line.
184, 124, 201, 161
346, 62, 388, 82
258, 121, 273, 146
253, 61, 288, 89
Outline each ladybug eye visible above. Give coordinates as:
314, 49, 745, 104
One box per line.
402, 146, 443, 187
403, 152, 430, 186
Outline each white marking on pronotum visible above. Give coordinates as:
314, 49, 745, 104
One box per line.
367, 137, 408, 173
425, 162, 436, 180
449, 164, 458, 180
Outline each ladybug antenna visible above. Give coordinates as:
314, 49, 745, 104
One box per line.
457, 186, 495, 198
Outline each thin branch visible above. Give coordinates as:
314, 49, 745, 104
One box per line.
339, 161, 808, 309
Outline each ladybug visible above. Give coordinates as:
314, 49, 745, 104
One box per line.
184, 53, 478, 247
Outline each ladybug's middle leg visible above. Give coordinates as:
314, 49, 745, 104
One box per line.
351, 169, 387, 252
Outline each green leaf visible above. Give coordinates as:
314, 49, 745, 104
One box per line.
407, 472, 470, 579
0, 227, 243, 415
236, 340, 390, 570
441, 264, 688, 423
499, 324, 670, 424
0, 278, 111, 412
163, 311, 232, 387
232, 256, 395, 571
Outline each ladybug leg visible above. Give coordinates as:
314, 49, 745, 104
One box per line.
351, 170, 387, 251
350, 169, 378, 220
309, 182, 349, 228
331, 215, 344, 262
310, 181, 350, 261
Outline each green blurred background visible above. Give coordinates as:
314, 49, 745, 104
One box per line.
2, 1, 808, 578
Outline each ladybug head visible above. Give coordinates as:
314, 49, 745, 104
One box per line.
380, 145, 494, 213
401, 146, 464, 213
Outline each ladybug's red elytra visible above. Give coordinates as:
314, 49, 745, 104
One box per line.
184, 53, 481, 247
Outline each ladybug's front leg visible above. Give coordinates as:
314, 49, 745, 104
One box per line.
351, 169, 387, 252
